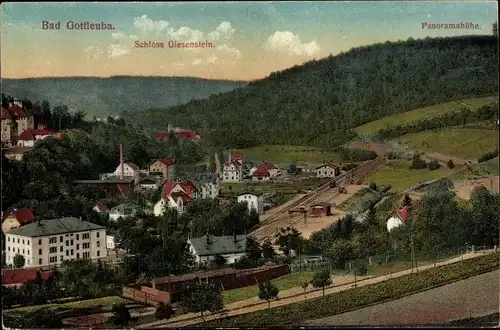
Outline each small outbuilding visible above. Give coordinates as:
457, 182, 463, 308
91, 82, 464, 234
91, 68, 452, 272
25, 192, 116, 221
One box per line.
310, 202, 332, 217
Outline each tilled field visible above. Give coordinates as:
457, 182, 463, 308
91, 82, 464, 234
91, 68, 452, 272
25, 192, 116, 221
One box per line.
304, 270, 499, 326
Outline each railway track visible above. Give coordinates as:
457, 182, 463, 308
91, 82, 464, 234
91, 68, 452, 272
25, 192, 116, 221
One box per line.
251, 157, 387, 242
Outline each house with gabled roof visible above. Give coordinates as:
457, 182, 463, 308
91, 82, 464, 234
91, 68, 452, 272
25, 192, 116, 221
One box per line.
386, 206, 409, 232
316, 163, 341, 178
149, 158, 175, 181
113, 162, 140, 179
187, 234, 247, 265
2, 208, 36, 233
237, 192, 264, 215
154, 180, 196, 216
108, 203, 142, 221
222, 160, 243, 183
17, 129, 55, 147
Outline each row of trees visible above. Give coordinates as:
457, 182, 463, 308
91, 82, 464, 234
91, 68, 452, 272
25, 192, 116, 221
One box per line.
375, 103, 498, 140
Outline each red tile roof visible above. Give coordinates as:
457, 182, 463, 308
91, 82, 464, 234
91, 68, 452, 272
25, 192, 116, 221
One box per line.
18, 129, 54, 141
397, 206, 409, 224
155, 132, 170, 141
253, 168, 270, 177
259, 163, 277, 171
2, 268, 54, 285
161, 180, 196, 199
1, 107, 12, 119
230, 151, 243, 161
127, 162, 139, 170
170, 191, 193, 203
5, 208, 35, 225
157, 158, 175, 166
176, 130, 200, 140
7, 105, 30, 118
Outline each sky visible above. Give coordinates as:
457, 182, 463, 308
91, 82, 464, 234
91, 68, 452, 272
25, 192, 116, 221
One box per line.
1, 1, 497, 81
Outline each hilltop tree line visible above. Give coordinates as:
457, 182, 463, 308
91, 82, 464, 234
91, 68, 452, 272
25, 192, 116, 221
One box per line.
375, 103, 498, 140
125, 36, 498, 149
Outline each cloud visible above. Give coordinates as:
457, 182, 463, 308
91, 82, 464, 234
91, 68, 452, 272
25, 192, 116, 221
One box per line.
208, 22, 235, 40
264, 31, 320, 56
84, 46, 103, 59
112, 33, 138, 40
134, 14, 170, 33
107, 44, 130, 58
193, 55, 218, 65
217, 45, 241, 59
169, 26, 204, 42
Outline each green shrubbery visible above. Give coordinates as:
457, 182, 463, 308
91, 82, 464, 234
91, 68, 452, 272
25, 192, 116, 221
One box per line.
199, 253, 499, 327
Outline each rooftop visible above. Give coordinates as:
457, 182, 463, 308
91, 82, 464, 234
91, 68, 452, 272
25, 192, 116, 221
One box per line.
6, 217, 105, 238
2, 268, 54, 285
188, 234, 247, 257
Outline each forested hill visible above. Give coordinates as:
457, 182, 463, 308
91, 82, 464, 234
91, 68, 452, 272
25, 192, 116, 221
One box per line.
125, 36, 499, 149
1, 76, 247, 118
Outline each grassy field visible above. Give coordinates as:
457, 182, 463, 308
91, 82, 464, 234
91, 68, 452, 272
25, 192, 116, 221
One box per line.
232, 145, 341, 166
220, 178, 330, 195
393, 128, 499, 160
352, 96, 498, 136
368, 160, 453, 193
6, 296, 136, 314
477, 157, 499, 175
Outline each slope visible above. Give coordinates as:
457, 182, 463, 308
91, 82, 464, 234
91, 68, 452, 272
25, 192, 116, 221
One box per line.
1, 76, 248, 118
126, 36, 499, 149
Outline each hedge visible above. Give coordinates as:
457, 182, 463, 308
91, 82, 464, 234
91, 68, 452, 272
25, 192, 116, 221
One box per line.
199, 253, 499, 327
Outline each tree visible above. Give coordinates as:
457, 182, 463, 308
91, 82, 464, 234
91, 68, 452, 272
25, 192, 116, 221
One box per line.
447, 159, 455, 169
325, 238, 354, 269
369, 182, 378, 191
353, 262, 368, 286
300, 280, 310, 301
401, 194, 412, 208
110, 303, 131, 326
211, 254, 227, 269
179, 283, 224, 321
258, 280, 279, 308
428, 160, 440, 170
363, 203, 379, 228
248, 208, 260, 229
274, 227, 303, 257
311, 269, 332, 296
13, 254, 25, 268
245, 236, 262, 261
155, 302, 174, 321
261, 238, 276, 260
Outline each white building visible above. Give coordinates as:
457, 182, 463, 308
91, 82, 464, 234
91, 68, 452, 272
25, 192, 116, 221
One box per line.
154, 192, 192, 216
237, 192, 264, 215
108, 203, 141, 222
17, 129, 55, 147
222, 161, 243, 183
197, 180, 220, 199
187, 234, 247, 265
4, 217, 107, 268
106, 235, 116, 250
113, 162, 140, 179
386, 217, 404, 232
136, 177, 159, 192
316, 164, 341, 178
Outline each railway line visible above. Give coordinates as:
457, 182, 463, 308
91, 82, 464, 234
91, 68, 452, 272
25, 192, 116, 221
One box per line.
251, 157, 387, 243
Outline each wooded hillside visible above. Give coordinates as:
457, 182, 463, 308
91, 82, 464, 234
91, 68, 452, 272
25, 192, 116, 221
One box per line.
126, 36, 498, 149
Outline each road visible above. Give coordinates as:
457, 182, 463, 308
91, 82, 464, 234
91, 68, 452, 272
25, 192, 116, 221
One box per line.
304, 269, 499, 326
137, 251, 495, 328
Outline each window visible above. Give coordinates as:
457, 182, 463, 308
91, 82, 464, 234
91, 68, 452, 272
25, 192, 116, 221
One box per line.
83, 233, 90, 240
22, 249, 25, 254
65, 240, 69, 246
70, 233, 73, 236
60, 246, 63, 252
83, 242, 90, 249
71, 250, 74, 256
97, 241, 100, 248
60, 255, 63, 262
77, 253, 80, 259
27, 250, 30, 255
66, 250, 69, 256
76, 234, 79, 240
83, 252, 90, 259
49, 237, 57, 244
49, 247, 57, 254
71, 240, 74, 246
97, 250, 100, 257
49, 256, 57, 263
96, 232, 100, 238
7, 237, 9, 242
22, 239, 25, 244
27, 240, 30, 245
76, 244, 79, 250
17, 238, 20, 243
38, 239, 42, 245
8, 247, 10, 251
60, 236, 63, 243
39, 258, 42, 265
39, 249, 42, 255
17, 248, 20, 253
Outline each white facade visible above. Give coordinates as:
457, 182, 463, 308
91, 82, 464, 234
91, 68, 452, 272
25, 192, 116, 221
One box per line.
222, 162, 243, 183
106, 235, 116, 250
237, 193, 264, 215
113, 163, 140, 178
187, 242, 245, 265
5, 229, 107, 268
386, 217, 404, 232
252, 174, 270, 182
199, 182, 219, 199
17, 134, 53, 147
154, 197, 186, 216
316, 165, 340, 178
108, 205, 139, 222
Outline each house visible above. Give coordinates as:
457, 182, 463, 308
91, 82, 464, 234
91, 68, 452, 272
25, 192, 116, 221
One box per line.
17, 129, 55, 147
316, 164, 341, 178
161, 180, 197, 199
106, 234, 116, 250
2, 146, 32, 161
2, 208, 36, 233
4, 217, 106, 268
137, 177, 160, 191
252, 168, 271, 182
2, 268, 54, 288
237, 192, 264, 215
194, 176, 220, 199
310, 202, 332, 217
386, 206, 409, 232
1, 101, 36, 147
154, 191, 192, 216
222, 160, 243, 183
93, 203, 109, 214
108, 203, 142, 221
187, 234, 247, 264
113, 162, 140, 179
149, 158, 175, 181
229, 151, 243, 165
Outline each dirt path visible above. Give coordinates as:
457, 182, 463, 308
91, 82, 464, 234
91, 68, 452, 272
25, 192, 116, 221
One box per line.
304, 270, 499, 326
453, 175, 499, 200
138, 251, 495, 328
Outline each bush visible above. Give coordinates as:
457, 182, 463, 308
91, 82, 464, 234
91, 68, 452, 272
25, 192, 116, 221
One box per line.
478, 150, 499, 163
410, 154, 427, 169
155, 302, 174, 321
199, 253, 499, 327
368, 183, 378, 191
427, 160, 440, 171
447, 160, 455, 169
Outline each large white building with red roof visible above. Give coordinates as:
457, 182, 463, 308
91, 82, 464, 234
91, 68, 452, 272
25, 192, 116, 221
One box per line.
154, 180, 197, 216
112, 162, 140, 179
16, 128, 55, 147
222, 151, 244, 183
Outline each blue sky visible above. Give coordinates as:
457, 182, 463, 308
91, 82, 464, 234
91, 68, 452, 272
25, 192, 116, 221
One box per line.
1, 1, 497, 79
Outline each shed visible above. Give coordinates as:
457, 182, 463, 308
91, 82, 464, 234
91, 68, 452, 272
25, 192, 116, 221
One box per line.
310, 202, 332, 217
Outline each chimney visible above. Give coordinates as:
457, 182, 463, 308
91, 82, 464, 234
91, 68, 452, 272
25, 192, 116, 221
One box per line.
119, 143, 124, 180
206, 233, 211, 245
